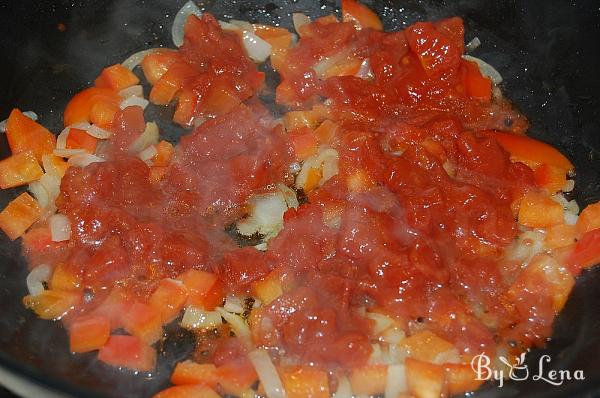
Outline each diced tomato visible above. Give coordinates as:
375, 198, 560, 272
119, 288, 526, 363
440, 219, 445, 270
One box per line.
201, 84, 243, 117
179, 269, 218, 308
490, 131, 574, 171
95, 64, 140, 91
50, 262, 81, 290
149, 279, 188, 324
341, 0, 383, 31
566, 229, 600, 272
23, 289, 81, 320
149, 62, 196, 105
64, 87, 121, 127
98, 335, 156, 372
69, 315, 110, 353
122, 302, 163, 345
171, 360, 218, 387
518, 191, 563, 228
349, 365, 387, 396
0, 192, 41, 240
576, 202, 600, 236
533, 163, 568, 193
444, 363, 484, 396
400, 330, 457, 363
281, 366, 330, 398
405, 21, 461, 77
289, 129, 319, 160
214, 359, 258, 397
153, 141, 175, 167
153, 385, 220, 398
5, 109, 56, 162
461, 59, 492, 102
406, 357, 447, 398
141, 49, 181, 85
65, 128, 98, 154
172, 87, 198, 127
0, 150, 44, 189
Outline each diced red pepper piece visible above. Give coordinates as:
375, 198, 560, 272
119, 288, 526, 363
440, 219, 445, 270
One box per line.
98, 335, 156, 372
141, 49, 181, 85
0, 151, 44, 189
171, 360, 218, 387
281, 366, 330, 398
149, 279, 188, 324
215, 359, 259, 397
64, 87, 121, 127
0, 192, 41, 240
153, 385, 220, 398
576, 202, 600, 236
65, 128, 98, 154
23, 289, 81, 320
341, 0, 383, 30
95, 64, 140, 91
122, 302, 163, 345
5, 109, 56, 162
289, 128, 319, 161
69, 315, 111, 353
461, 59, 492, 102
152, 141, 174, 167
518, 191, 564, 228
566, 229, 600, 272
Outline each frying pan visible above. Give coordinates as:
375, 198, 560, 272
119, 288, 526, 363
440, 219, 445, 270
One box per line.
0, 0, 599, 397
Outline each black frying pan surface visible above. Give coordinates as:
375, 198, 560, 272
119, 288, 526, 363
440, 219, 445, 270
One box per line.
0, 0, 599, 397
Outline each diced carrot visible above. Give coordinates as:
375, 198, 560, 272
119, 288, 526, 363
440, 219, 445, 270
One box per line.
153, 141, 175, 167
69, 315, 111, 353
141, 49, 181, 85
65, 128, 98, 154
518, 191, 564, 228
490, 131, 574, 171
153, 385, 220, 398
0, 192, 41, 240
95, 64, 140, 91
283, 110, 322, 131
50, 262, 81, 290
400, 330, 457, 364
289, 129, 319, 161
314, 120, 339, 144
461, 59, 492, 102
545, 223, 577, 249
64, 87, 121, 127
122, 302, 163, 345
341, 0, 383, 30
149, 278, 188, 324
350, 365, 387, 396
41, 154, 69, 178
281, 366, 330, 398
576, 202, 600, 237
23, 289, 81, 320
566, 228, 600, 272
406, 357, 446, 398
201, 84, 242, 117
5, 109, 56, 162
444, 363, 484, 396
251, 271, 283, 305
215, 359, 258, 397
98, 335, 156, 372
149, 167, 169, 184
149, 62, 196, 105
533, 163, 568, 193
90, 100, 120, 129
171, 360, 218, 387
0, 151, 44, 189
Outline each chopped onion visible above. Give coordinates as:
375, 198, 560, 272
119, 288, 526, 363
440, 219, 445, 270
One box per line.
138, 145, 158, 164
564, 211, 578, 226
181, 306, 222, 330
122, 48, 160, 70
562, 179, 575, 193
53, 148, 86, 158
229, 19, 254, 32
68, 153, 105, 168
277, 183, 299, 209
292, 13, 311, 35
332, 376, 353, 398
172, 1, 203, 47
462, 55, 503, 85
216, 307, 251, 342
219, 21, 239, 31
248, 349, 286, 398
86, 125, 112, 139
119, 85, 144, 99
223, 296, 245, 314
241, 30, 272, 63
356, 58, 374, 80
465, 36, 481, 53
28, 182, 50, 209
366, 312, 394, 335
380, 326, 406, 345
40, 173, 61, 202
49, 213, 71, 242
237, 190, 290, 240
433, 348, 461, 364
295, 147, 339, 191
385, 364, 407, 398
129, 122, 159, 154
120, 96, 149, 110
26, 264, 52, 296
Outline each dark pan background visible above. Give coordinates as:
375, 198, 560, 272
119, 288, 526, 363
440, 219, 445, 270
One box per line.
0, 0, 599, 397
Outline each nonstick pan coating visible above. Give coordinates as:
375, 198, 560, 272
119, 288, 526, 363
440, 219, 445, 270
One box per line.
0, 0, 599, 397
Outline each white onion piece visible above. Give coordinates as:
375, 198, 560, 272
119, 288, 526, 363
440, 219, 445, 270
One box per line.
248, 349, 286, 398
229, 19, 254, 32
218, 21, 239, 31
129, 122, 159, 154
564, 211, 578, 226
277, 183, 299, 209
332, 376, 353, 398
237, 191, 289, 240
119, 85, 144, 99
242, 30, 272, 63
223, 296, 245, 314
466, 36, 482, 52
53, 148, 86, 158
68, 153, 105, 168
292, 13, 311, 35
385, 364, 407, 398
216, 307, 251, 342
0, 120, 6, 133
122, 48, 160, 70
86, 125, 112, 139
356, 58, 374, 80
120, 96, 149, 111
366, 312, 394, 335
172, 1, 203, 47
40, 174, 61, 203
26, 264, 51, 296
49, 213, 71, 242
56, 127, 70, 150
295, 147, 339, 191
138, 145, 158, 164
181, 306, 222, 330
28, 181, 50, 210
562, 179, 575, 193
462, 55, 503, 85
381, 326, 406, 345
